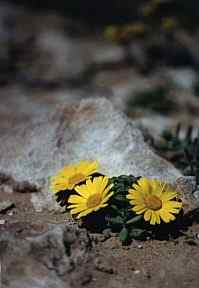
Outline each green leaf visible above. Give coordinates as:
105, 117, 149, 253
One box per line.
119, 227, 129, 243
108, 216, 124, 225
114, 194, 126, 201
110, 204, 119, 211
130, 228, 145, 239
126, 215, 143, 225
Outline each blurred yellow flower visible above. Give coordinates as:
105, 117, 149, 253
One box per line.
50, 160, 99, 192
68, 176, 113, 219
127, 177, 182, 225
124, 23, 146, 37
161, 17, 177, 31
142, 4, 157, 17
142, 0, 163, 17
104, 23, 146, 43
104, 25, 119, 42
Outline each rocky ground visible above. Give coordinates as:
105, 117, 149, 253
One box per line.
1, 3, 199, 288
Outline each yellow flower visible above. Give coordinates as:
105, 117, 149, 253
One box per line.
50, 160, 99, 193
142, 0, 161, 17
104, 25, 119, 42
104, 23, 146, 43
123, 23, 146, 37
68, 176, 113, 219
142, 4, 156, 17
127, 177, 182, 225
161, 17, 177, 31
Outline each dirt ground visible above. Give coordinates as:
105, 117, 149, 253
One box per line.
1, 189, 199, 288
91, 234, 199, 288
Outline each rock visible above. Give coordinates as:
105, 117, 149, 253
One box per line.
0, 97, 181, 211
0, 172, 38, 194
0, 200, 14, 213
0, 223, 92, 288
11, 10, 125, 84
0, 3, 25, 83
19, 31, 91, 82
134, 115, 174, 140
193, 190, 199, 201
90, 40, 125, 64
175, 176, 199, 212
129, 42, 147, 68
165, 68, 197, 91
94, 258, 115, 274
94, 69, 162, 112
134, 270, 141, 275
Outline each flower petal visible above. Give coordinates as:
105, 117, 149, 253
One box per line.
150, 211, 157, 225
70, 206, 86, 214
163, 201, 182, 209
137, 177, 150, 193
159, 210, 176, 223
94, 203, 108, 212
161, 191, 178, 201
155, 212, 161, 224
68, 195, 85, 204
132, 206, 147, 214
101, 191, 114, 204
144, 210, 152, 221
133, 204, 146, 212
76, 208, 94, 219
75, 185, 90, 198
102, 184, 113, 198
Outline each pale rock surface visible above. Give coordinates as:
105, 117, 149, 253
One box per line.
165, 68, 197, 91
25, 31, 91, 81
0, 97, 181, 211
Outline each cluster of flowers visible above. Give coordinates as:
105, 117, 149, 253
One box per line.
50, 160, 182, 225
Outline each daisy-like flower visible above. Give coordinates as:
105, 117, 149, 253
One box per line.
127, 177, 182, 225
67, 176, 113, 219
50, 160, 99, 193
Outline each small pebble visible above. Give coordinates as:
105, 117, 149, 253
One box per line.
0, 219, 6, 225
196, 233, 199, 240
193, 190, 199, 201
137, 244, 143, 249
134, 270, 141, 275
8, 211, 14, 216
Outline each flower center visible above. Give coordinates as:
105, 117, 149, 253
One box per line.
144, 195, 162, 210
68, 173, 85, 186
87, 193, 101, 209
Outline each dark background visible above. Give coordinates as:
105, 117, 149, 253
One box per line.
7, 0, 199, 26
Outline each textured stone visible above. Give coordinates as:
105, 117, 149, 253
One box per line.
0, 223, 92, 288
175, 176, 199, 212
0, 97, 181, 211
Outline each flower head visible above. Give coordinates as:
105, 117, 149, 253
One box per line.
127, 177, 182, 225
104, 23, 146, 43
50, 160, 99, 193
68, 176, 113, 219
161, 17, 177, 31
